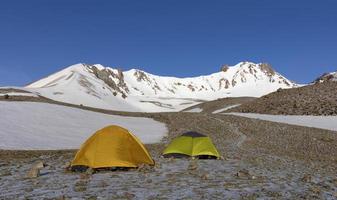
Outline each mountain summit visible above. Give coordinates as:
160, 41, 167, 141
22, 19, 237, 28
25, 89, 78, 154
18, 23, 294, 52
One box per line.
26, 62, 296, 112
313, 71, 337, 83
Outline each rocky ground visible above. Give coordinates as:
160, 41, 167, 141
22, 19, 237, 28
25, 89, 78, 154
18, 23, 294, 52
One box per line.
229, 82, 337, 115
1, 110, 337, 199
1, 89, 337, 199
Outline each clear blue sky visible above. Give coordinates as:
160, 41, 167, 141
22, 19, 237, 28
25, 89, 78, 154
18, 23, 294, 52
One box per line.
0, 0, 336, 86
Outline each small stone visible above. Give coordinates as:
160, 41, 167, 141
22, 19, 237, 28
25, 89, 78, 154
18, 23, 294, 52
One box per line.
187, 161, 198, 171
301, 174, 312, 183
80, 173, 90, 180
236, 169, 250, 178
0, 169, 12, 177
146, 179, 153, 183
98, 180, 109, 187
55, 195, 66, 200
124, 192, 135, 199
63, 161, 71, 170
33, 180, 40, 186
33, 160, 45, 169
201, 173, 209, 180
155, 162, 161, 169
24, 187, 34, 193
333, 192, 337, 197
85, 167, 95, 175
74, 181, 87, 192
137, 164, 153, 173
26, 167, 40, 178
310, 187, 321, 194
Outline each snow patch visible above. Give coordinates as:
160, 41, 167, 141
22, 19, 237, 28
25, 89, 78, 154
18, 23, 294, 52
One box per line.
212, 104, 241, 114
0, 102, 167, 150
0, 92, 38, 97
226, 113, 337, 132
184, 107, 203, 113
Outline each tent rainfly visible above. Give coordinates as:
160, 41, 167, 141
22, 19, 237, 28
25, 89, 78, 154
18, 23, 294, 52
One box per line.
162, 131, 220, 159
71, 125, 154, 169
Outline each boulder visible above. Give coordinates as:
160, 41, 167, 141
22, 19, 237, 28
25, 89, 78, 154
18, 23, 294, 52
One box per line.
25, 160, 45, 178
33, 160, 45, 169
26, 167, 40, 178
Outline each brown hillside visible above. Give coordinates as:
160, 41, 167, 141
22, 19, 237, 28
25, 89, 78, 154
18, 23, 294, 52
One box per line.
229, 82, 337, 115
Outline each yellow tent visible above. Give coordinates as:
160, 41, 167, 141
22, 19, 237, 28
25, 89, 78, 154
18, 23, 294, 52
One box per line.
71, 125, 154, 168
162, 132, 220, 159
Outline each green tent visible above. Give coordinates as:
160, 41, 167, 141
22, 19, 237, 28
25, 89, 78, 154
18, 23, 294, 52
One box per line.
162, 131, 220, 159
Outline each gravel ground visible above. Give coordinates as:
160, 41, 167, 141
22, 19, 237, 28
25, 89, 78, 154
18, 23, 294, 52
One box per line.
0, 92, 336, 199
1, 111, 337, 199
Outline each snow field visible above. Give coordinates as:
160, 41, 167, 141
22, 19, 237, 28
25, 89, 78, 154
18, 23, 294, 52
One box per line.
0, 101, 167, 150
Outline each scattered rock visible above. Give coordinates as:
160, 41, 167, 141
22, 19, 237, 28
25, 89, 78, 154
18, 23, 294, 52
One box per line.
265, 190, 282, 198
24, 187, 34, 193
85, 167, 95, 175
86, 196, 97, 200
333, 192, 337, 198
0, 169, 12, 177
201, 173, 210, 180
98, 180, 109, 188
74, 181, 87, 192
53, 195, 65, 200
236, 169, 250, 177
155, 162, 161, 169
137, 164, 153, 173
124, 192, 135, 199
235, 169, 256, 179
63, 161, 71, 170
26, 161, 44, 178
230, 81, 337, 115
33, 160, 45, 169
301, 174, 312, 183
0, 161, 10, 167
33, 180, 40, 186
309, 187, 321, 194
80, 173, 91, 180
250, 175, 257, 180
146, 179, 153, 183
187, 161, 198, 171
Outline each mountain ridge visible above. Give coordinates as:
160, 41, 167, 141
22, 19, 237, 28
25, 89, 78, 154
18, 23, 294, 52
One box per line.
25, 61, 297, 112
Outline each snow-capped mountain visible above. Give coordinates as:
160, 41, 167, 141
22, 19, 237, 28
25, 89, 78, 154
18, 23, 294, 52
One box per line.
25, 62, 297, 112
313, 71, 337, 83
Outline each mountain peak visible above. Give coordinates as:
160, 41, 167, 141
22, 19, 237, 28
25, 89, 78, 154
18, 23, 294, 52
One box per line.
25, 61, 297, 112
313, 71, 337, 83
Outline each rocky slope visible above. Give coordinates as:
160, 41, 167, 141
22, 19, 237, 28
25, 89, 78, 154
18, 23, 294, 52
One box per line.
24, 62, 296, 112
229, 81, 337, 115
313, 71, 337, 83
